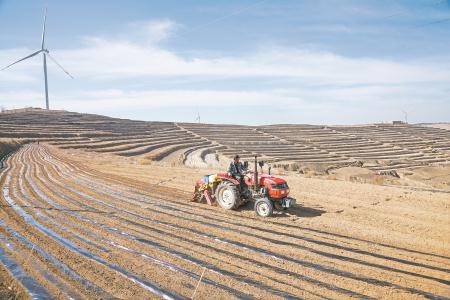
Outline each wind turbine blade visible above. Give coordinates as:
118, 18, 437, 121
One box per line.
41, 7, 47, 49
1, 50, 43, 71
46, 53, 74, 78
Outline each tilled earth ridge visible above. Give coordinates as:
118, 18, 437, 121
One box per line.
2, 110, 450, 173
0, 143, 448, 299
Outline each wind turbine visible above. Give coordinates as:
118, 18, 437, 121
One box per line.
401, 109, 408, 124
1, 8, 73, 110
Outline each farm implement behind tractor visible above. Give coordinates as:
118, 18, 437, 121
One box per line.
193, 156, 296, 217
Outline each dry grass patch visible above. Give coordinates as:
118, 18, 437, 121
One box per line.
0, 139, 26, 161
0, 264, 24, 300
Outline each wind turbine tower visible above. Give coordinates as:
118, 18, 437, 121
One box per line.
401, 109, 408, 124
1, 8, 73, 110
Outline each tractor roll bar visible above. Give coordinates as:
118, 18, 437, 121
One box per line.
254, 155, 258, 192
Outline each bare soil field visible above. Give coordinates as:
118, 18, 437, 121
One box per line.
1, 110, 449, 299
420, 124, 450, 131
0, 142, 449, 299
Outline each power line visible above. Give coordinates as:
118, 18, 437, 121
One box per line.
417, 17, 450, 27
186, 0, 267, 33
370, 0, 448, 27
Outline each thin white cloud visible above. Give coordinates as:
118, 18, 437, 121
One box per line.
0, 90, 43, 108
128, 19, 180, 43
0, 83, 448, 124
25, 38, 444, 87
9, 83, 442, 111
0, 48, 41, 83
297, 24, 373, 33
56, 89, 297, 109
1, 18, 449, 85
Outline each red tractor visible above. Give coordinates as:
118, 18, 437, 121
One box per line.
193, 156, 296, 217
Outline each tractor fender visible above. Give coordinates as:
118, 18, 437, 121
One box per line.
215, 173, 240, 185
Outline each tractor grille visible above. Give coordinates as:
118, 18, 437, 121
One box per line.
271, 183, 289, 189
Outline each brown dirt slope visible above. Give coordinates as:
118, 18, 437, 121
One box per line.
0, 139, 25, 160
1, 109, 449, 172
0, 265, 24, 300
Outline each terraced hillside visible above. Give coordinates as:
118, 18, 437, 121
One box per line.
1, 108, 449, 171
260, 124, 450, 171
0, 143, 449, 299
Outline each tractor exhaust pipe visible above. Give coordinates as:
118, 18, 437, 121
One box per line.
254, 155, 258, 192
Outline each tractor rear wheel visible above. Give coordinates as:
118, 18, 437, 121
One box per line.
254, 198, 273, 217
215, 182, 239, 210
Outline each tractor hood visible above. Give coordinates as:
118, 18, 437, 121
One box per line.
245, 172, 287, 186
215, 172, 288, 190
256, 173, 290, 199
258, 174, 286, 186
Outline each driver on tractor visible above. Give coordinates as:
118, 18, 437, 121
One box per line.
227, 155, 247, 190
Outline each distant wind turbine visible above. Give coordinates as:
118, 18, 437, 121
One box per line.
401, 109, 408, 123
1, 8, 73, 110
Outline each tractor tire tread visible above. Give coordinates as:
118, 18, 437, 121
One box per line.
215, 181, 240, 210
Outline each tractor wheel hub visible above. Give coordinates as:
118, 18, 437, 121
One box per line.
256, 201, 270, 216
222, 190, 233, 206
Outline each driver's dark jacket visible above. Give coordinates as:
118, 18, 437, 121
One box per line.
227, 161, 245, 177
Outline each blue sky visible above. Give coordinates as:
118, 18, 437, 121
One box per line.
0, 0, 449, 124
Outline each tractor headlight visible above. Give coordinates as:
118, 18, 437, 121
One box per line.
260, 187, 267, 195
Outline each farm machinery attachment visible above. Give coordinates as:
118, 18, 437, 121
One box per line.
193, 156, 296, 217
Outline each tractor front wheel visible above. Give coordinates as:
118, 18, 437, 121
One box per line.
215, 182, 239, 210
254, 198, 273, 217
274, 200, 287, 211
